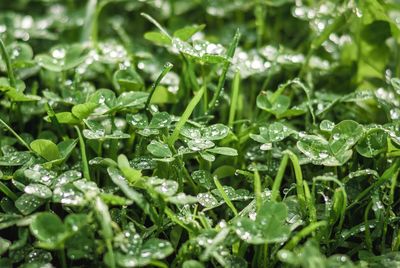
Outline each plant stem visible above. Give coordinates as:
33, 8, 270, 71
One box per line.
0, 38, 16, 88
0, 118, 32, 151
145, 62, 173, 110
59, 249, 67, 268
75, 126, 91, 181
141, 12, 172, 39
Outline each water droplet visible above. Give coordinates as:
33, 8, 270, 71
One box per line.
52, 48, 66, 59
260, 143, 272, 151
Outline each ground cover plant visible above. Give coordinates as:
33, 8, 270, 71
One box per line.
1, 0, 400, 267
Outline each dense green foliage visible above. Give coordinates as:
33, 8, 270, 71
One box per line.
1, 0, 400, 267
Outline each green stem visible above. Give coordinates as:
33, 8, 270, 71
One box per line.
105, 240, 115, 268
0, 38, 16, 88
0, 118, 31, 151
208, 29, 240, 111
59, 249, 67, 268
303, 181, 317, 223
145, 62, 173, 110
75, 126, 91, 181
364, 201, 373, 252
141, 12, 172, 39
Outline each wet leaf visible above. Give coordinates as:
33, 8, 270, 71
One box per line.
30, 139, 61, 161
147, 140, 172, 158
30, 212, 66, 248
356, 128, 388, 158
234, 201, 290, 244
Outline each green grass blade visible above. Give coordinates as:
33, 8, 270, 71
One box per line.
213, 176, 238, 216
253, 168, 262, 211
0, 118, 32, 152
283, 221, 327, 250
145, 62, 173, 110
228, 71, 240, 127
271, 154, 289, 202
208, 29, 240, 111
285, 150, 306, 208
0, 181, 17, 201
168, 86, 205, 146
0, 38, 16, 87
75, 126, 91, 181
141, 12, 172, 39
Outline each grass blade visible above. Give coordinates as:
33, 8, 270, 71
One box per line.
228, 71, 240, 127
145, 62, 173, 110
169, 86, 205, 146
208, 29, 240, 111
0, 38, 16, 87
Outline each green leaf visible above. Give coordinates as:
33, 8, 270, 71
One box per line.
50, 112, 80, 125
88, 89, 117, 108
202, 124, 229, 140
144, 31, 172, 46
192, 170, 214, 190
256, 91, 290, 116
114, 67, 144, 91
199, 151, 216, 162
251, 122, 295, 144
361, 20, 391, 45
24, 184, 52, 199
148, 177, 178, 197
115, 237, 173, 267
297, 134, 352, 166
356, 128, 388, 158
234, 201, 290, 244
182, 260, 205, 268
147, 140, 172, 158
148, 112, 171, 129
206, 147, 238, 156
0, 236, 10, 255
141, 238, 174, 260
0, 151, 32, 166
173, 24, 205, 41
0, 84, 40, 102
30, 212, 66, 244
117, 154, 142, 183
30, 139, 61, 161
115, 91, 149, 110
329, 120, 364, 155
64, 214, 89, 233
71, 102, 98, 120
35, 44, 88, 72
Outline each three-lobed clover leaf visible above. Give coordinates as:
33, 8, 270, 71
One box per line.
234, 201, 291, 244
